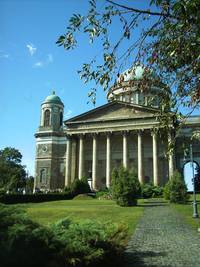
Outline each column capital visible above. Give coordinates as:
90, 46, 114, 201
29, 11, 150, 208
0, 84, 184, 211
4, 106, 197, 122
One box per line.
77, 133, 85, 139
105, 131, 113, 137
122, 130, 129, 136
91, 132, 99, 139
137, 129, 144, 136
66, 134, 72, 140
151, 128, 159, 137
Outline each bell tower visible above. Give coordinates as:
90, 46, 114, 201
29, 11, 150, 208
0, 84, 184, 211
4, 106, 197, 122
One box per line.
34, 91, 66, 191
40, 90, 64, 131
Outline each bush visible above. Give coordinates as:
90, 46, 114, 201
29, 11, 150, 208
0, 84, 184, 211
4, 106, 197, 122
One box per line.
73, 194, 94, 200
141, 183, 163, 198
96, 188, 112, 200
0, 192, 73, 204
163, 171, 189, 204
70, 177, 91, 196
111, 167, 141, 207
0, 204, 128, 267
0, 204, 65, 267
52, 218, 127, 267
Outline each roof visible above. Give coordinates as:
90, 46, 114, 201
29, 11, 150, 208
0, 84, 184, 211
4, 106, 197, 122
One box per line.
64, 101, 161, 125
43, 91, 64, 105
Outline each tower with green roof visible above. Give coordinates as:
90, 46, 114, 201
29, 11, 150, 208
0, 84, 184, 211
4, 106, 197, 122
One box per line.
34, 91, 66, 191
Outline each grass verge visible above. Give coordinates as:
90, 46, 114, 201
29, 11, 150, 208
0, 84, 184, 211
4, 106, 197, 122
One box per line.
172, 194, 200, 230
20, 199, 144, 238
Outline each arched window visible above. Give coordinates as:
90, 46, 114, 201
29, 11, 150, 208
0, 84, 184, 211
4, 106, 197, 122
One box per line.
44, 109, 50, 126
183, 161, 199, 191
40, 168, 46, 184
60, 112, 63, 126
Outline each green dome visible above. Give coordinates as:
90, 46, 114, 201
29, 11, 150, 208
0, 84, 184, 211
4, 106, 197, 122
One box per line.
118, 65, 157, 82
44, 91, 63, 105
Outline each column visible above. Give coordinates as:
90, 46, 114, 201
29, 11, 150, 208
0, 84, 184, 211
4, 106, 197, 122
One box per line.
168, 132, 174, 178
123, 132, 128, 168
65, 137, 72, 187
41, 108, 44, 126
92, 134, 97, 190
152, 132, 159, 186
106, 133, 111, 188
78, 135, 84, 179
138, 131, 144, 183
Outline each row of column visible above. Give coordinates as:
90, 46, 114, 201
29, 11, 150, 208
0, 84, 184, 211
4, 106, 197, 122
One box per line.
65, 131, 174, 189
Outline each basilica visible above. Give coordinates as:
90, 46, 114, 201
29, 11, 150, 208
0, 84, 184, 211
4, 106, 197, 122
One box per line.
34, 66, 200, 191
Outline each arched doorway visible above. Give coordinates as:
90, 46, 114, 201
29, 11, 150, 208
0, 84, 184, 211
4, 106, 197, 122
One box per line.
183, 161, 199, 192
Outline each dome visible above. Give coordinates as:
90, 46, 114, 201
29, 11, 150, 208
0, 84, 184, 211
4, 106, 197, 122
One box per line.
107, 64, 170, 108
118, 65, 157, 82
43, 91, 63, 105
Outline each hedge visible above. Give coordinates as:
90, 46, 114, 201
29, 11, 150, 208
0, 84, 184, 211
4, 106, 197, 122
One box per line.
0, 192, 74, 204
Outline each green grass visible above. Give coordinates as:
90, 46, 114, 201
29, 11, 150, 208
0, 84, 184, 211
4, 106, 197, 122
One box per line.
21, 199, 144, 237
172, 194, 200, 230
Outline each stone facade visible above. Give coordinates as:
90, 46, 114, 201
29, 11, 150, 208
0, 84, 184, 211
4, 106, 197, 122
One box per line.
34, 68, 200, 191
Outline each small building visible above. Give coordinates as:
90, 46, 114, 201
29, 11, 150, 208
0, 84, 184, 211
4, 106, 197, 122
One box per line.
34, 66, 200, 191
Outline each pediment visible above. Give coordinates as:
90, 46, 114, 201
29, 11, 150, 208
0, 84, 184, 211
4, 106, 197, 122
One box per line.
65, 101, 159, 124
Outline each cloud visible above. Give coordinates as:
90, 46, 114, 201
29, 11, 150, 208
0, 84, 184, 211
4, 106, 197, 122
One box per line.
0, 51, 10, 59
65, 109, 72, 119
34, 61, 43, 68
0, 54, 9, 59
33, 54, 53, 68
26, 43, 37, 56
47, 54, 53, 63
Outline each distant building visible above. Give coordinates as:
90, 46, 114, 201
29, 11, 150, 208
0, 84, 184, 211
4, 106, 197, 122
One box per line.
34, 66, 200, 191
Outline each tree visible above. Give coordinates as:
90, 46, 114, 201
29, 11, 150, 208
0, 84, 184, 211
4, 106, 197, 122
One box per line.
111, 167, 141, 206
57, 0, 200, 132
0, 147, 26, 192
163, 170, 189, 203
69, 177, 91, 196
25, 176, 34, 194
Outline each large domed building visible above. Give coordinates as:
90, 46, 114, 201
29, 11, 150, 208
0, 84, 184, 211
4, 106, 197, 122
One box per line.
34, 67, 200, 191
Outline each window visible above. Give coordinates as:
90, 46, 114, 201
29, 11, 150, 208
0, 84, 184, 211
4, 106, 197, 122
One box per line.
60, 112, 63, 126
44, 109, 50, 126
40, 168, 46, 184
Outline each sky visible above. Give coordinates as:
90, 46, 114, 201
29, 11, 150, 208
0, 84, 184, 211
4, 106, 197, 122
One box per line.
0, 0, 199, 177
0, 0, 149, 175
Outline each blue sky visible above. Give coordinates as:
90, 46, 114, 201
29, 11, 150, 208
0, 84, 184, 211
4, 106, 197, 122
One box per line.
0, 0, 150, 175
0, 0, 199, 176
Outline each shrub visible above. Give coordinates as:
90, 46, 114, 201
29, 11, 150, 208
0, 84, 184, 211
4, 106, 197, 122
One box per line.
0, 204, 128, 267
111, 167, 141, 207
96, 188, 112, 200
73, 194, 94, 200
70, 177, 91, 196
141, 184, 163, 198
52, 218, 128, 267
0, 192, 73, 204
0, 204, 65, 267
163, 171, 189, 204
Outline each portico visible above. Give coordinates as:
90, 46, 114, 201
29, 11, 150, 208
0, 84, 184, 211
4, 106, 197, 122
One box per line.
64, 113, 173, 189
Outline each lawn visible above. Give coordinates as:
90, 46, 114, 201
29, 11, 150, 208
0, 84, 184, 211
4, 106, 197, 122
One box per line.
172, 194, 200, 230
22, 199, 144, 237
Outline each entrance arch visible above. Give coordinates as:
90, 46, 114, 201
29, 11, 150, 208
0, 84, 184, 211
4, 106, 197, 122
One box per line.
183, 161, 199, 192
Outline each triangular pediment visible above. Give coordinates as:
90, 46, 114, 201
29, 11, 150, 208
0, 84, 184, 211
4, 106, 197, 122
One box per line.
64, 101, 159, 124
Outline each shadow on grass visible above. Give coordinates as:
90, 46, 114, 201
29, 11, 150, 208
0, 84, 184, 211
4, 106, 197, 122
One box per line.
124, 250, 172, 267
187, 200, 200, 204
138, 200, 169, 208
138, 203, 168, 207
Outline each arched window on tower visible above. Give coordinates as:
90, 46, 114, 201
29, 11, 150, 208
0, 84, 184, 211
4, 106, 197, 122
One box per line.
44, 109, 50, 126
40, 168, 46, 184
60, 112, 63, 126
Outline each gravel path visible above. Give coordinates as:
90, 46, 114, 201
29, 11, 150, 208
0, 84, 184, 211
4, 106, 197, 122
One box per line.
125, 200, 200, 267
